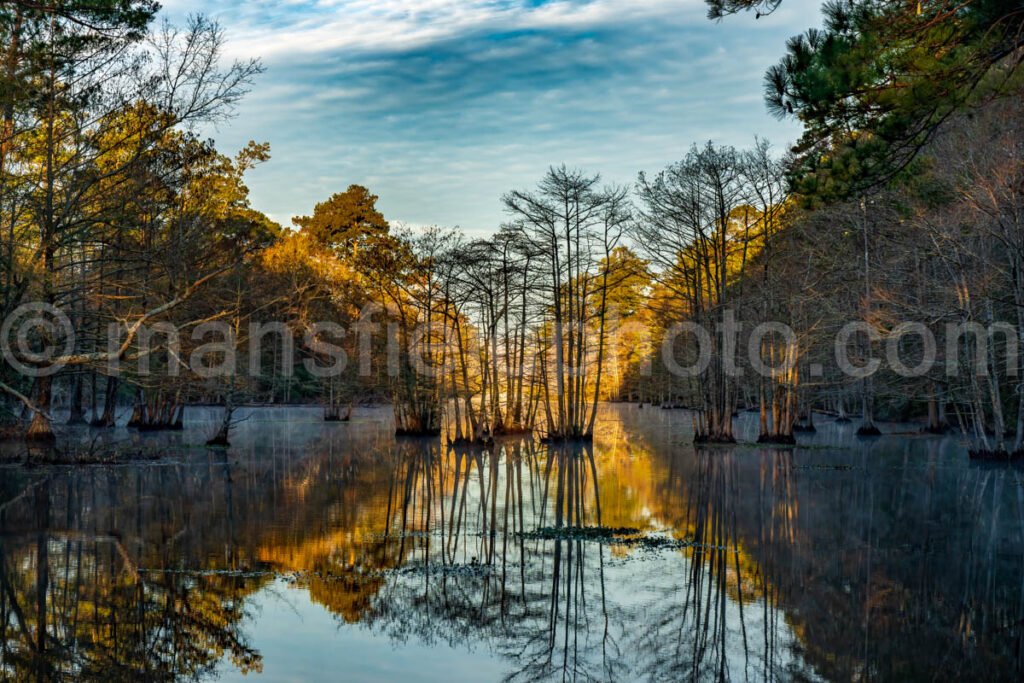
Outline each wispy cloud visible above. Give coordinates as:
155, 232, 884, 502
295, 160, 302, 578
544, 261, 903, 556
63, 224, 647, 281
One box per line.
162, 0, 822, 232
171, 1, 704, 58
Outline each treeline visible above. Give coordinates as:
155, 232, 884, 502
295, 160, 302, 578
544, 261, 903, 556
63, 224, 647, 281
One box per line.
631, 95, 1024, 455
0, 1, 274, 443
692, 0, 1024, 456
2, 0, 1022, 457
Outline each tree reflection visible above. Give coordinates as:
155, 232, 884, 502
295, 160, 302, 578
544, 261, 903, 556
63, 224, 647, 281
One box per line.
325, 425, 1024, 682
615, 447, 799, 683
0, 473, 263, 682
336, 439, 629, 682
1, 409, 1023, 681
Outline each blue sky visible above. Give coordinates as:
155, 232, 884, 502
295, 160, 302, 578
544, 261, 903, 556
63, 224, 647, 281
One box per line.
161, 0, 822, 233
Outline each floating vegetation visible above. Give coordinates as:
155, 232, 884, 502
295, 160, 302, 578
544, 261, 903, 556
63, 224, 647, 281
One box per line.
366, 530, 492, 543
625, 535, 698, 551
139, 561, 497, 585
519, 525, 695, 552
386, 561, 495, 578
139, 567, 274, 579
520, 525, 642, 541
305, 562, 497, 581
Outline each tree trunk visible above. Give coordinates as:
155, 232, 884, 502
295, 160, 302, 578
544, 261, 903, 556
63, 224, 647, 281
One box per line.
25, 377, 54, 443
92, 376, 119, 427
67, 372, 86, 425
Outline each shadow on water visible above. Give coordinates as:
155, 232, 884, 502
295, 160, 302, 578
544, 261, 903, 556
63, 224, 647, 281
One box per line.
0, 406, 1022, 681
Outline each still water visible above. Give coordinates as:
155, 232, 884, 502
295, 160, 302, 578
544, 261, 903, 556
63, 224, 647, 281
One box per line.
1, 405, 1022, 682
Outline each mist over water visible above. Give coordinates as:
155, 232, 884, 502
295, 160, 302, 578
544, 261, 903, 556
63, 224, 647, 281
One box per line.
1, 405, 1021, 682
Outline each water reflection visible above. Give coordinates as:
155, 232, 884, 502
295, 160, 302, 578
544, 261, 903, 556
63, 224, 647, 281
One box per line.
0, 465, 264, 682
1, 407, 1022, 681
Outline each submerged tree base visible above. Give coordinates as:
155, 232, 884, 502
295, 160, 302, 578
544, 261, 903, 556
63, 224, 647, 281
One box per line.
856, 424, 883, 437
324, 403, 353, 422
25, 419, 56, 444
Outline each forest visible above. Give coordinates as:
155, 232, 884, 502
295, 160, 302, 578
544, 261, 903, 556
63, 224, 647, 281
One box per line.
1, 0, 1022, 458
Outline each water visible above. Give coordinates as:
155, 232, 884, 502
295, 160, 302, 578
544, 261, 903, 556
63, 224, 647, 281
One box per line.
1, 406, 1022, 682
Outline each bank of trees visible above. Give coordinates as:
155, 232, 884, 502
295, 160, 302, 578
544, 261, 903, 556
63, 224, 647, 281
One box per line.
6, 124, 1023, 453
624, 86, 1023, 455
2, 0, 1021, 458
704, 0, 1024, 455
0, 3, 272, 443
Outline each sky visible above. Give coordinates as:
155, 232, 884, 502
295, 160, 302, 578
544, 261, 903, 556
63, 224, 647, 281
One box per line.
160, 0, 824, 234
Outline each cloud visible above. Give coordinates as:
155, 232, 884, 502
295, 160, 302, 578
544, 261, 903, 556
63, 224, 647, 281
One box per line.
163, 0, 822, 233
169, 1, 707, 59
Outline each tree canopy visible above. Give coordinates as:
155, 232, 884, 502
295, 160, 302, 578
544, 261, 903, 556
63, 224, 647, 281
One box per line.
292, 184, 390, 256
711, 0, 1024, 198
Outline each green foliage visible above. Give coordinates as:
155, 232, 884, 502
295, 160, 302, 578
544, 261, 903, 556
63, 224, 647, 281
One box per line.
292, 184, 390, 256
0, 1, 159, 114
706, 0, 783, 20
753, 1, 1023, 200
